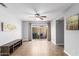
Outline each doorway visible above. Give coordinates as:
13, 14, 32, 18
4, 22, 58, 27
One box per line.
56, 19, 64, 45
32, 26, 48, 40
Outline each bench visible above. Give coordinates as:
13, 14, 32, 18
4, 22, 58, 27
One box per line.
0, 39, 22, 56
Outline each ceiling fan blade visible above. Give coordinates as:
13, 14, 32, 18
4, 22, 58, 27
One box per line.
0, 3, 7, 8
41, 16, 47, 18
38, 16, 44, 20
40, 17, 43, 20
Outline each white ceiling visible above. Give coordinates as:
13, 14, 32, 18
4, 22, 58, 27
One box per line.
1, 3, 73, 21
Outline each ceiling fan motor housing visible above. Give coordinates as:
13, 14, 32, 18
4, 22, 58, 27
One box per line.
35, 13, 40, 17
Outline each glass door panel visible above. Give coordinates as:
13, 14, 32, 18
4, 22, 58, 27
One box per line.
32, 27, 48, 39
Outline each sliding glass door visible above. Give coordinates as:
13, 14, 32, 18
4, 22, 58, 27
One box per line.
32, 26, 48, 40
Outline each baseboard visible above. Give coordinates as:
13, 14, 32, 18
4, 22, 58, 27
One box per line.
56, 43, 64, 45
52, 40, 64, 45
22, 40, 30, 42
51, 40, 56, 45
64, 50, 71, 56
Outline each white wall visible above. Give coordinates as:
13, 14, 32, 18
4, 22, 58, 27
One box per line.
22, 21, 29, 41
64, 4, 79, 56
51, 20, 56, 44
22, 21, 32, 41
0, 7, 22, 46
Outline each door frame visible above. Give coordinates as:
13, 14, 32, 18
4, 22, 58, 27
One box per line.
31, 25, 48, 40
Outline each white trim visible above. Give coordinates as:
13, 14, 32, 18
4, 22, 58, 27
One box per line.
51, 40, 64, 45
64, 50, 71, 56
51, 40, 56, 45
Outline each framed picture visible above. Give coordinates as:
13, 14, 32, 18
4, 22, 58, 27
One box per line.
0, 22, 1, 31
66, 14, 79, 30
1, 22, 4, 31
4, 23, 16, 32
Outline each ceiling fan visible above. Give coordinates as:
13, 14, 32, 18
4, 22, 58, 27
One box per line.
34, 13, 47, 20
0, 3, 7, 8
27, 8, 47, 20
